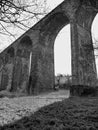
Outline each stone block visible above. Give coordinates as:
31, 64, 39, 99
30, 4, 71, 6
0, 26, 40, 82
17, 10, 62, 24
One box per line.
70, 85, 98, 97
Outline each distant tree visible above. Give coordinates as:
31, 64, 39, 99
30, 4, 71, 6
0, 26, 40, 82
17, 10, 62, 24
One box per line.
93, 38, 98, 58
65, 74, 72, 85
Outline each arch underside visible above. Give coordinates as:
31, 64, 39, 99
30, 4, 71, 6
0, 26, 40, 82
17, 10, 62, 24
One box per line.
0, 47, 15, 91
11, 36, 32, 93
36, 7, 98, 92
34, 12, 70, 92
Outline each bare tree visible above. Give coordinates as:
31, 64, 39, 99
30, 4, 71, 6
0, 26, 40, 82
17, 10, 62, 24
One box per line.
0, 0, 48, 37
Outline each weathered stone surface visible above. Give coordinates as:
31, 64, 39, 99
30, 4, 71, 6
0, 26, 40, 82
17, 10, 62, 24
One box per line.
0, 0, 98, 95
11, 36, 32, 93
70, 85, 98, 97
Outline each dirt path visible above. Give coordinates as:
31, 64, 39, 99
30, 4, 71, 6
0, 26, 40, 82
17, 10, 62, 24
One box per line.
0, 90, 70, 126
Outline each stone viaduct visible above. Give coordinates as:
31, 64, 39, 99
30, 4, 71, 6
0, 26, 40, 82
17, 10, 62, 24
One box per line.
0, 0, 98, 94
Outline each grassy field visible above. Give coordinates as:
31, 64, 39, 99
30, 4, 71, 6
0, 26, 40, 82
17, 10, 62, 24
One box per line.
0, 96, 98, 130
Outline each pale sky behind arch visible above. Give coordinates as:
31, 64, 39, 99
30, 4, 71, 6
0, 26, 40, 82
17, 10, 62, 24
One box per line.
47, 0, 71, 76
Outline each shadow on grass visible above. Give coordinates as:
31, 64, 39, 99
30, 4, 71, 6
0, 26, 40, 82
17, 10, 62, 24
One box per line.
0, 97, 98, 130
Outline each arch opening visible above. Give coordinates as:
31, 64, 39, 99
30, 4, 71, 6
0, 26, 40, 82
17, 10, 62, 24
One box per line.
38, 11, 71, 90
17, 35, 32, 58
54, 24, 71, 88
12, 35, 32, 93
0, 47, 15, 91
91, 13, 98, 77
7, 47, 15, 58
54, 24, 71, 76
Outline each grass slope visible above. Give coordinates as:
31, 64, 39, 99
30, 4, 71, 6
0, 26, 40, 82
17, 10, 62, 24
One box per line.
0, 97, 98, 130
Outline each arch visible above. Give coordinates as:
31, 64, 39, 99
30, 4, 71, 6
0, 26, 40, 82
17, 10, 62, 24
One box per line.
40, 12, 69, 47
33, 3, 98, 93
11, 36, 32, 93
17, 35, 32, 58
54, 24, 71, 76
91, 13, 98, 76
20, 35, 32, 48
0, 47, 15, 91
0, 0, 98, 94
33, 12, 70, 93
7, 47, 15, 58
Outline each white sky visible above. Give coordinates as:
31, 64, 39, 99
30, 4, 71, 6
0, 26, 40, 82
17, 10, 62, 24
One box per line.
47, 0, 63, 9
0, 0, 98, 76
54, 25, 71, 75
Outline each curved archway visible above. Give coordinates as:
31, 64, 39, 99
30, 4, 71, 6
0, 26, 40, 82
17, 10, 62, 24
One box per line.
0, 47, 15, 91
36, 12, 70, 92
54, 24, 71, 76
17, 35, 32, 58
91, 13, 98, 77
7, 47, 15, 58
40, 12, 69, 47
36, 5, 98, 92
12, 36, 32, 93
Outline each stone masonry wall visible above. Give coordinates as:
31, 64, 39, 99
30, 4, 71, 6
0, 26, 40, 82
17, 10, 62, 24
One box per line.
0, 0, 97, 95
